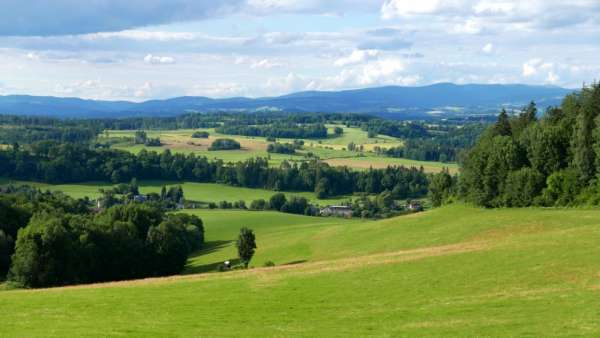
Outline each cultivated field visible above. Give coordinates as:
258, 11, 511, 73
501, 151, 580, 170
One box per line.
2, 204, 600, 336
103, 126, 456, 173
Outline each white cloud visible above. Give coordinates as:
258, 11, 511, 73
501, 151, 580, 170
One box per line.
89, 30, 197, 41
482, 43, 494, 54
334, 49, 380, 67
473, 1, 516, 16
25, 52, 39, 60
358, 58, 407, 85
546, 71, 560, 84
453, 18, 483, 34
251, 58, 283, 69
143, 54, 176, 65
381, 0, 453, 18
522, 58, 542, 77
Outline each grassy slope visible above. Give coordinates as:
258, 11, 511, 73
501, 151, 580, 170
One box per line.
3, 204, 600, 336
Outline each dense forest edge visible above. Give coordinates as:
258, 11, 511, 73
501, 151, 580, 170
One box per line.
459, 82, 600, 207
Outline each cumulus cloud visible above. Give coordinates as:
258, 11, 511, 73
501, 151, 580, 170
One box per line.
481, 43, 494, 54
381, 0, 600, 32
143, 54, 176, 65
521, 58, 563, 84
334, 50, 379, 67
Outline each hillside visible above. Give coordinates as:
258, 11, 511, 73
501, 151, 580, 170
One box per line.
2, 204, 600, 336
0, 83, 572, 118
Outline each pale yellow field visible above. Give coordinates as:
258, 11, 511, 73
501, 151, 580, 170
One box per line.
103, 126, 453, 172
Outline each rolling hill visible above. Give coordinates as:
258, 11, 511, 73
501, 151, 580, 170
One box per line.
0, 83, 572, 118
2, 204, 600, 336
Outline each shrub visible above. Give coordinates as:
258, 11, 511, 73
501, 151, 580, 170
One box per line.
209, 138, 241, 151
269, 193, 287, 211
191, 131, 209, 138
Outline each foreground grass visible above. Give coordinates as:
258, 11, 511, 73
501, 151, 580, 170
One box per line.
3, 204, 600, 336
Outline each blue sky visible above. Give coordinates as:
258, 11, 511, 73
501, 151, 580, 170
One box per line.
0, 0, 599, 100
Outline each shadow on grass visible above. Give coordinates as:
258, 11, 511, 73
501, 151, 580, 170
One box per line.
184, 240, 236, 275
284, 260, 307, 266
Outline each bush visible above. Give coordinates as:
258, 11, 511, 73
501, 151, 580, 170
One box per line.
269, 193, 287, 211
209, 138, 241, 151
267, 142, 296, 154
280, 196, 309, 215
191, 131, 209, 138
250, 199, 267, 210
263, 260, 275, 267
219, 201, 232, 209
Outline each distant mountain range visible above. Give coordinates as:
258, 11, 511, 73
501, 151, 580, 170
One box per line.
0, 83, 573, 119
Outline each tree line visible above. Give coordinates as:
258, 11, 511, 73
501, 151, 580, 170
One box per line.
216, 122, 329, 139
0, 142, 429, 199
375, 124, 486, 162
459, 83, 600, 207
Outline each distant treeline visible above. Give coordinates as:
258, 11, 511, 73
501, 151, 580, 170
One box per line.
0, 142, 428, 198
364, 119, 429, 139
0, 187, 204, 287
376, 124, 486, 162
460, 82, 600, 207
216, 123, 328, 139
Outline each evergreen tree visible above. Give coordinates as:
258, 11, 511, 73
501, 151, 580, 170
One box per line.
493, 109, 512, 136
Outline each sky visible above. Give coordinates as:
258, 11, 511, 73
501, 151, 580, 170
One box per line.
0, 0, 599, 101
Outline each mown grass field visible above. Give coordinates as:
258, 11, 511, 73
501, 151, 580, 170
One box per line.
0, 178, 353, 205
103, 126, 456, 173
3, 204, 600, 336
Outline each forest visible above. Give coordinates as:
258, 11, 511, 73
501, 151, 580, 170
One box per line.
0, 186, 204, 287
459, 83, 600, 207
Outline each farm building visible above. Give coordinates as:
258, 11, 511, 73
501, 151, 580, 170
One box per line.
406, 201, 423, 212
320, 205, 353, 217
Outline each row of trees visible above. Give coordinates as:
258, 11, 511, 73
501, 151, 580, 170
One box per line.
216, 123, 328, 139
249, 193, 313, 216
375, 124, 486, 162
460, 83, 600, 207
0, 144, 429, 198
0, 188, 204, 287
267, 142, 301, 154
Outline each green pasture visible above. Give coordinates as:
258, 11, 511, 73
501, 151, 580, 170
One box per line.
3, 205, 600, 336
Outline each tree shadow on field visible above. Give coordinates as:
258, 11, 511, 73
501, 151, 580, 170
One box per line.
284, 260, 307, 266
184, 240, 236, 274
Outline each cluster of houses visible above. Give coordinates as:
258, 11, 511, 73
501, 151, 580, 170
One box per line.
319, 200, 423, 218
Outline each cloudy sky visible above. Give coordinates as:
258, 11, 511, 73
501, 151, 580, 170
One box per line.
0, 0, 599, 101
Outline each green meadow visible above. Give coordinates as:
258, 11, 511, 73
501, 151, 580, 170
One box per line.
0, 178, 353, 205
3, 204, 600, 336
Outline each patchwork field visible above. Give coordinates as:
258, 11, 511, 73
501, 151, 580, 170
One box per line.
103, 126, 455, 173
3, 204, 600, 336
